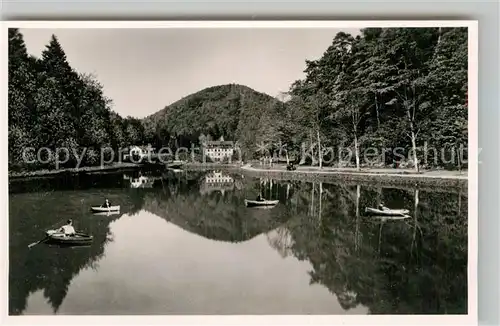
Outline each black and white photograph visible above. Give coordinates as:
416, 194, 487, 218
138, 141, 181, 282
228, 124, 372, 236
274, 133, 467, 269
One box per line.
3, 21, 477, 322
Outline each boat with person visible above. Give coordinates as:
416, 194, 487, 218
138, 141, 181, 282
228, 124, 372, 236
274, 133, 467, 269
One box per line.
91, 205, 120, 212
92, 211, 121, 216
44, 229, 94, 246
91, 198, 120, 212
371, 214, 411, 221
365, 207, 410, 216
244, 199, 279, 207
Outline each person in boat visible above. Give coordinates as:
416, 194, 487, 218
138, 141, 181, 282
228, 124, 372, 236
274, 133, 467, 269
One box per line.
378, 203, 389, 211
58, 219, 76, 236
102, 198, 111, 208
256, 194, 266, 202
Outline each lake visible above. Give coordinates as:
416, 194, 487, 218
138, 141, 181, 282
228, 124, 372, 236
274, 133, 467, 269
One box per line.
8, 168, 468, 315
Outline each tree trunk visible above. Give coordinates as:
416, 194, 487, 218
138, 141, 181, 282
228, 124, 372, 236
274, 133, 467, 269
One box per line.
407, 109, 419, 172
456, 146, 462, 171
354, 132, 360, 171
410, 126, 419, 172
309, 131, 318, 166
377, 187, 382, 205
286, 183, 290, 200
286, 151, 290, 165
374, 92, 380, 129
434, 27, 442, 58
317, 129, 322, 169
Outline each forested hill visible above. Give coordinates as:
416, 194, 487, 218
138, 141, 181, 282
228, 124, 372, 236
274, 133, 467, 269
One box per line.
141, 84, 284, 157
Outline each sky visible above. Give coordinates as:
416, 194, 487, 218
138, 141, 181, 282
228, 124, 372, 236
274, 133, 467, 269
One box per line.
21, 27, 360, 118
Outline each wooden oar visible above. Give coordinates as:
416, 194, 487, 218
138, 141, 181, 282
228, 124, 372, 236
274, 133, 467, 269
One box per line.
28, 235, 50, 249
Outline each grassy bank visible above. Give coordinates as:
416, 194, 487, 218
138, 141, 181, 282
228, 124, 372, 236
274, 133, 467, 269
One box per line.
8, 161, 243, 180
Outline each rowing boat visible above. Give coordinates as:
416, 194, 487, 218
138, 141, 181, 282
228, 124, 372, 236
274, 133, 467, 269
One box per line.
91, 205, 120, 212
371, 215, 411, 221
365, 207, 410, 216
244, 199, 279, 207
44, 230, 93, 246
92, 211, 121, 216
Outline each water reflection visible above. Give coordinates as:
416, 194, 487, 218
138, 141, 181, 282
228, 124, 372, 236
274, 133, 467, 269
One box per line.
9, 169, 468, 315
200, 170, 235, 195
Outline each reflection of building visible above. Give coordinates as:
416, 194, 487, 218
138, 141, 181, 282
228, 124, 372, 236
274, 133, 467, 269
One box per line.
123, 172, 162, 188
130, 176, 154, 188
202, 138, 235, 162
199, 171, 235, 195
205, 171, 233, 184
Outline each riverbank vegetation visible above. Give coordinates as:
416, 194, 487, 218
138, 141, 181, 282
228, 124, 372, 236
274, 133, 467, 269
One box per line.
9, 27, 468, 173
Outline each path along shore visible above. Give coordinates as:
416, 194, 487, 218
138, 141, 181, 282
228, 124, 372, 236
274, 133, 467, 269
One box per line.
241, 163, 467, 180
240, 163, 468, 193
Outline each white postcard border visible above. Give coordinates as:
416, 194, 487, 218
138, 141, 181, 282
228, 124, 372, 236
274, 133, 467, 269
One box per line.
0, 20, 478, 326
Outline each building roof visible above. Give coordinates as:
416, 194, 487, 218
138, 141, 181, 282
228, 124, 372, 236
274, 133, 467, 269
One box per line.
203, 141, 234, 147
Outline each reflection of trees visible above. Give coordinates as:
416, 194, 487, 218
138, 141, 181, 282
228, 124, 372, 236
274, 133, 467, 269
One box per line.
10, 170, 468, 315
142, 181, 292, 243
9, 189, 144, 315
269, 182, 468, 314
9, 171, 132, 194
266, 226, 293, 258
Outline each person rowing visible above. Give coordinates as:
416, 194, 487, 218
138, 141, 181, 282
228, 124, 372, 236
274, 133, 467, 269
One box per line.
102, 198, 111, 208
57, 219, 76, 237
256, 194, 266, 202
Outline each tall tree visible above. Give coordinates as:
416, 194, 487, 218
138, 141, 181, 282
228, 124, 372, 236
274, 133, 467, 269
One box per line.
8, 29, 38, 168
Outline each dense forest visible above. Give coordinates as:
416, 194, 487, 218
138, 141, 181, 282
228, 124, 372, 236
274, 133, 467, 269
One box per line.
8, 27, 468, 172
8, 28, 145, 172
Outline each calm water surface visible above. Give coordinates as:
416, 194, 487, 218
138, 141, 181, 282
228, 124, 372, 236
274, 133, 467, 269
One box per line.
9, 169, 468, 315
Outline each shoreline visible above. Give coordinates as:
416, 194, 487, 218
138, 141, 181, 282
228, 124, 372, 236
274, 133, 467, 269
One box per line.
240, 164, 468, 190
7, 162, 242, 181
8, 163, 141, 180
8, 161, 467, 186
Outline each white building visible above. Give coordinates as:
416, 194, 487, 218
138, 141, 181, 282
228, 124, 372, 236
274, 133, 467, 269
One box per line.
202, 140, 235, 162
